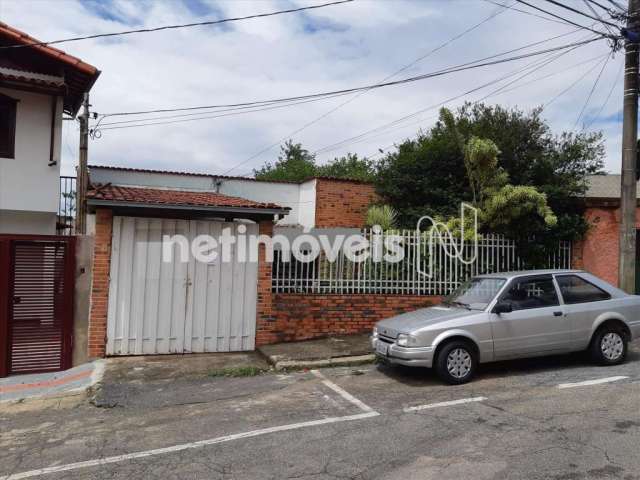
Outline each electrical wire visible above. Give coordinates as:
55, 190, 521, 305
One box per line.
583, 0, 617, 36
573, 54, 612, 129
515, 0, 617, 37
583, 59, 623, 129
312, 37, 598, 156
0, 0, 355, 49
542, 0, 620, 28
99, 33, 604, 118
543, 55, 610, 107
481, 0, 578, 25
223, 0, 515, 175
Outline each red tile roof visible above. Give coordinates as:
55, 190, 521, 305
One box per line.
0, 22, 98, 76
87, 184, 288, 211
0, 22, 100, 115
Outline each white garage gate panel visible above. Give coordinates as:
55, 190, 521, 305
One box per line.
106, 216, 258, 355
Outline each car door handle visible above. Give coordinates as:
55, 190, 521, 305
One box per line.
553, 311, 563, 317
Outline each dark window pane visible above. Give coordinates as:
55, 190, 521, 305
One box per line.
0, 95, 17, 159
556, 275, 611, 304
502, 277, 559, 311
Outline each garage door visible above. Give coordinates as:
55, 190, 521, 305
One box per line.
106, 217, 258, 355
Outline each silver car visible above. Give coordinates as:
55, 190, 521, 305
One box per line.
372, 270, 640, 384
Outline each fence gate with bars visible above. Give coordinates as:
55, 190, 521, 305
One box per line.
0, 236, 75, 377
272, 230, 571, 296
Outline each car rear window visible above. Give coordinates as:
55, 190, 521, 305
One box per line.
555, 275, 611, 304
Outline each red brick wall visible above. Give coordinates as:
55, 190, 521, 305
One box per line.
88, 208, 113, 358
572, 206, 640, 288
255, 293, 441, 344
255, 220, 277, 346
314, 178, 378, 228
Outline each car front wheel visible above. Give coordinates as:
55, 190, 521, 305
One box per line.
590, 326, 628, 365
435, 341, 478, 385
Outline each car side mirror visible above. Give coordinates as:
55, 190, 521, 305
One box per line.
493, 301, 513, 314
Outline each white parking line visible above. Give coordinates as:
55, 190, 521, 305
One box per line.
0, 412, 379, 480
311, 369, 377, 413
403, 396, 487, 413
557, 376, 629, 389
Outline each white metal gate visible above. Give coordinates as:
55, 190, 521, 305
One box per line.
106, 217, 258, 355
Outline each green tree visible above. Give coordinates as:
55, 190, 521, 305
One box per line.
375, 103, 604, 244
317, 153, 377, 182
254, 140, 317, 182
254, 142, 377, 182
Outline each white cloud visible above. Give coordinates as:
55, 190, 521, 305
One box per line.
1, 0, 626, 177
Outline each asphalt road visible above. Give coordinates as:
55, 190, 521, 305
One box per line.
1, 342, 640, 480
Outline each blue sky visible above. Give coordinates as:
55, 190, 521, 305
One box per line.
0, 0, 626, 175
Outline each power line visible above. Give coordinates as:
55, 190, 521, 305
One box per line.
94, 92, 356, 131
515, 0, 617, 36
585, 0, 624, 15
606, 0, 627, 12
365, 49, 610, 160
100, 32, 603, 118
543, 55, 609, 107
573, 53, 611, 128
584, 59, 623, 129
542, 0, 620, 28
0, 0, 355, 49
215, 36, 602, 173
583, 0, 617, 35
481, 0, 579, 25
223, 1, 514, 175
312, 37, 599, 156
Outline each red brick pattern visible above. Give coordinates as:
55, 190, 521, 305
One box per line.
255, 293, 441, 345
255, 220, 276, 346
88, 208, 113, 358
314, 178, 378, 228
571, 206, 640, 288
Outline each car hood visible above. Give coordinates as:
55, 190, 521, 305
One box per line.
376, 306, 479, 338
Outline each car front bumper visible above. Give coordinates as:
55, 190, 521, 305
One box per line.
371, 336, 435, 368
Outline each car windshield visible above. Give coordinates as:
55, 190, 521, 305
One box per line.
444, 277, 506, 310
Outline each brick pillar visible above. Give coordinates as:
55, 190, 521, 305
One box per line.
88, 208, 113, 358
255, 219, 278, 346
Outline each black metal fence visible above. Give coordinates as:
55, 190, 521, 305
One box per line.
58, 176, 76, 236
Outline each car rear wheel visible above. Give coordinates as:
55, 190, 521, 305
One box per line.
435, 341, 478, 385
590, 326, 628, 366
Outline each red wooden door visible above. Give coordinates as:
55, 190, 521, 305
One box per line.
0, 236, 75, 377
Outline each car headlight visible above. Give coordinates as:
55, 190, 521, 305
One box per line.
396, 334, 418, 347
372, 326, 378, 336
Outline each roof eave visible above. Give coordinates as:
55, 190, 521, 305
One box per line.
87, 199, 291, 216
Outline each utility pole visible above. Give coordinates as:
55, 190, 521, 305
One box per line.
76, 93, 89, 235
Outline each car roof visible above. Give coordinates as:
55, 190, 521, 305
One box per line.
475, 269, 583, 279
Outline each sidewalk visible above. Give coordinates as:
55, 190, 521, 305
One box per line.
0, 361, 105, 404
258, 334, 374, 370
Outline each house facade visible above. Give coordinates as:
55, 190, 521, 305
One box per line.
0, 22, 99, 377
0, 22, 99, 234
84, 165, 387, 358
572, 174, 640, 293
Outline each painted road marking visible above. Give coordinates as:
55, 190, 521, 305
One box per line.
558, 376, 629, 389
311, 369, 376, 413
403, 397, 487, 413
0, 412, 379, 480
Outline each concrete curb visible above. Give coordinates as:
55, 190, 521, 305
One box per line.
272, 354, 376, 371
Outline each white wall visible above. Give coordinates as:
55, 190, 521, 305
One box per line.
0, 87, 62, 234
0, 210, 57, 234
89, 168, 318, 228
